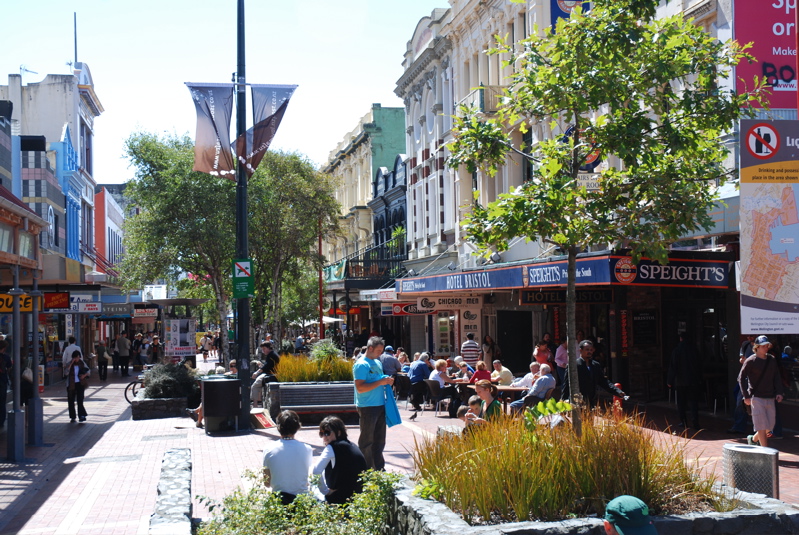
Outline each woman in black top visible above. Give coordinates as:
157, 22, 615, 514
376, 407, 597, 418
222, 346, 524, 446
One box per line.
313, 416, 367, 504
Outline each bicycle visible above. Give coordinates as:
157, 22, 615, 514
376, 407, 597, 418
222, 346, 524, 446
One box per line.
124, 364, 154, 404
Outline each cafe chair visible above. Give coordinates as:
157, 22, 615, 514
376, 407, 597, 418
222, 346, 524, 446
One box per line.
423, 379, 447, 417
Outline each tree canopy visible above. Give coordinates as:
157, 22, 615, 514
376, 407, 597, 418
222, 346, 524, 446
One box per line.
122, 133, 339, 354
447, 0, 766, 429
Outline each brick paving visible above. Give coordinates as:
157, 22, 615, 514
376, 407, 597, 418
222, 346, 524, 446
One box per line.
2, 364, 799, 534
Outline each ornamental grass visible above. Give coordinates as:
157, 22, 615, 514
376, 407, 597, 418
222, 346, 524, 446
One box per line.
273, 353, 353, 383
412, 406, 735, 525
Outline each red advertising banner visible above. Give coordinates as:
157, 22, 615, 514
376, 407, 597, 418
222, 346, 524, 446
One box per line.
44, 292, 70, 309
735, 0, 797, 109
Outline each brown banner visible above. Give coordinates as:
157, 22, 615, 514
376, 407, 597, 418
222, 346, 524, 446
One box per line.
186, 83, 235, 178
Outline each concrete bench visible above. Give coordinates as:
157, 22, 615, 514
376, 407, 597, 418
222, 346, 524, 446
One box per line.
266, 382, 357, 422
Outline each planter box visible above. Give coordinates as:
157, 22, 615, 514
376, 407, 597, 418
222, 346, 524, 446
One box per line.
130, 396, 187, 421
265, 381, 357, 424
386, 478, 799, 535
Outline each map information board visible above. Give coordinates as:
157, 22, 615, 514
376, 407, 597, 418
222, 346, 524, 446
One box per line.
739, 120, 799, 333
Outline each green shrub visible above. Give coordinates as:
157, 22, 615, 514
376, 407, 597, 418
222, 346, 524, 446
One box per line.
197, 469, 400, 535
412, 406, 736, 524
143, 363, 200, 403
279, 339, 295, 354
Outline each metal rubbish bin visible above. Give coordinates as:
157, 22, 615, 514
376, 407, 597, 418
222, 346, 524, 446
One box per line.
723, 443, 779, 498
201, 376, 241, 433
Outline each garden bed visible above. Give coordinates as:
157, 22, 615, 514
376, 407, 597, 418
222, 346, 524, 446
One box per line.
386, 478, 799, 535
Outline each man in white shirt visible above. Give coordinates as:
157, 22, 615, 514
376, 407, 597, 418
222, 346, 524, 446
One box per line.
262, 410, 313, 505
511, 362, 541, 390
510, 364, 556, 414
62, 337, 81, 377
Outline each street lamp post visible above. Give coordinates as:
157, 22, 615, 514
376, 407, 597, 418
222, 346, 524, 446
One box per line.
27, 274, 43, 446
235, 0, 251, 429
6, 266, 25, 461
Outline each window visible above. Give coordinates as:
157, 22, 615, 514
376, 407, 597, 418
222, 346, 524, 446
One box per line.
0, 222, 12, 253
19, 231, 35, 259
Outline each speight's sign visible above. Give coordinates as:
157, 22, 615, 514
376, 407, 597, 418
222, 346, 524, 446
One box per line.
609, 256, 728, 288
398, 254, 729, 294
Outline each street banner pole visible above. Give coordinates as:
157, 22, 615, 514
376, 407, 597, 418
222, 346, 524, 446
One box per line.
235, 0, 251, 429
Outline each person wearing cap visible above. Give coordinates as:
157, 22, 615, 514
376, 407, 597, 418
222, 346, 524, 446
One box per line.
738, 335, 784, 447
603, 495, 658, 535
379, 345, 402, 377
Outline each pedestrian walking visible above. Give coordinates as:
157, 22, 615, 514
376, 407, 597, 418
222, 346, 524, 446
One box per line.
738, 335, 784, 448
66, 350, 90, 423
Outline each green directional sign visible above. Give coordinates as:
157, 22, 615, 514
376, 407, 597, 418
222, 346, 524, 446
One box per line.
232, 258, 254, 299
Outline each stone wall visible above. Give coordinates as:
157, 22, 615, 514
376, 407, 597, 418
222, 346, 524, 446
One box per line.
131, 397, 187, 421
386, 478, 799, 535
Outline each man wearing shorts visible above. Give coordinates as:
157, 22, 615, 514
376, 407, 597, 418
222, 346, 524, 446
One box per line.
738, 335, 784, 448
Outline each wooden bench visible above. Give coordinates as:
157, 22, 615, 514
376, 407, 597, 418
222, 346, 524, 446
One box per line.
266, 382, 357, 422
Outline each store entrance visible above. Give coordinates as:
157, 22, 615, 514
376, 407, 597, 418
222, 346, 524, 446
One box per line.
497, 310, 533, 375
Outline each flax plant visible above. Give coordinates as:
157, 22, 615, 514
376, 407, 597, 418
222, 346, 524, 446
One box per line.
412, 407, 732, 525
273, 353, 353, 383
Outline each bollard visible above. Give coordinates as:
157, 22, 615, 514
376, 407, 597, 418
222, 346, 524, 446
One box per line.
723, 443, 779, 498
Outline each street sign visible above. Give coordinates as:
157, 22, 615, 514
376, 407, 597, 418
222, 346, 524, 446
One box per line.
577, 173, 600, 191
232, 258, 255, 298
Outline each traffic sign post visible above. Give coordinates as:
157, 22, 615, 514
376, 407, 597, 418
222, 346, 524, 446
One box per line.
232, 259, 254, 299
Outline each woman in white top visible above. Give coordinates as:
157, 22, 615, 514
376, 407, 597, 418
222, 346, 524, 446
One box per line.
262, 410, 313, 505
429, 359, 461, 418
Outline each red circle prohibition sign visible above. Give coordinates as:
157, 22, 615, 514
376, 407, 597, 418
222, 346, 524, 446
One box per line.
746, 123, 780, 160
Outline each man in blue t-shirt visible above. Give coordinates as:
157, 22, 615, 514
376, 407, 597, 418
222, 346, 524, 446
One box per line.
353, 336, 393, 470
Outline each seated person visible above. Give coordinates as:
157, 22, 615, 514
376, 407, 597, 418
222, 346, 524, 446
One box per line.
468, 360, 493, 384
509, 364, 556, 414
263, 410, 313, 505
251, 341, 280, 406
511, 362, 541, 390
313, 416, 368, 504
453, 356, 475, 375
470, 380, 502, 424
224, 360, 238, 376
490, 359, 513, 386
429, 359, 462, 417
408, 353, 432, 411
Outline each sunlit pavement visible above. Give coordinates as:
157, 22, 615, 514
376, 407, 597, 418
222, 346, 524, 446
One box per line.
2, 363, 799, 534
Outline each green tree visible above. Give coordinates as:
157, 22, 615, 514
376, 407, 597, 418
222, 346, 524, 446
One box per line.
122, 132, 236, 358
447, 0, 766, 433
248, 151, 340, 345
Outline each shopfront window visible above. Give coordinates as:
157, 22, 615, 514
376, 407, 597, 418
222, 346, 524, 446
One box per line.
0, 222, 13, 253
19, 231, 35, 259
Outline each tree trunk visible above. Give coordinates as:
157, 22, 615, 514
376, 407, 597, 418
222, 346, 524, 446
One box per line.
566, 245, 583, 437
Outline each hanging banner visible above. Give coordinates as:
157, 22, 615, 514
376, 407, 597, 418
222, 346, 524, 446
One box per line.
739, 119, 799, 332
234, 84, 297, 177
734, 0, 797, 110
186, 83, 235, 178
551, 0, 590, 28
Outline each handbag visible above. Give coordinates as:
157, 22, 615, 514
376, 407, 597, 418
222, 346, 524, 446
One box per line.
104, 350, 113, 362
384, 384, 402, 427
22, 367, 33, 383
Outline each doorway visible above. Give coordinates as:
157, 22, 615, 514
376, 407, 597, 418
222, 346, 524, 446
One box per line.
497, 310, 533, 374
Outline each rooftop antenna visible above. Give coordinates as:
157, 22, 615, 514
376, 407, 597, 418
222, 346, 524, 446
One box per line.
19, 65, 38, 77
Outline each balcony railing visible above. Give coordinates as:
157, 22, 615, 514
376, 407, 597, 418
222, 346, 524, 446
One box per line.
456, 85, 505, 114
324, 241, 407, 283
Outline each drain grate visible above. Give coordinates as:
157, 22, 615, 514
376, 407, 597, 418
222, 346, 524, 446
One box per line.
141, 433, 188, 441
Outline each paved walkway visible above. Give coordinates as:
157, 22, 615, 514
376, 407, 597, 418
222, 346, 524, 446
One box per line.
2, 363, 799, 534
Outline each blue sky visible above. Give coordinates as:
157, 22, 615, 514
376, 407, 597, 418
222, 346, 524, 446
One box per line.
0, 0, 447, 183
